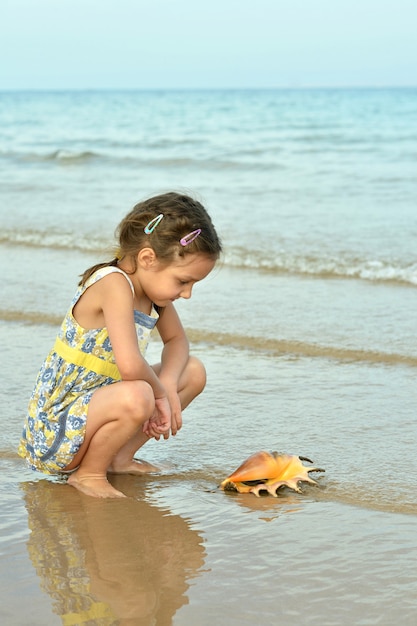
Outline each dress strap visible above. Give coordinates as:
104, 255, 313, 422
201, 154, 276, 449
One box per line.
84, 266, 135, 296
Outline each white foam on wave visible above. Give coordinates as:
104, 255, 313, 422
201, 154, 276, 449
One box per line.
0, 228, 109, 253
225, 247, 417, 286
2, 227, 416, 287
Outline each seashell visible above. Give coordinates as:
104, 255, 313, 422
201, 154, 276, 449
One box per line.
220, 450, 325, 497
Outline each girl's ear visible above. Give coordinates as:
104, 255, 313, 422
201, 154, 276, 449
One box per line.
137, 247, 157, 268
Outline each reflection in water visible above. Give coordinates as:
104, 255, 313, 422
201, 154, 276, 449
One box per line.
21, 477, 206, 625
223, 489, 305, 522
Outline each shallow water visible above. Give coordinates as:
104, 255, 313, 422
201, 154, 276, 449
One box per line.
2, 329, 417, 624
1, 88, 417, 624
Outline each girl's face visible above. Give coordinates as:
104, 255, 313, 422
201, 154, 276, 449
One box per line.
139, 252, 216, 307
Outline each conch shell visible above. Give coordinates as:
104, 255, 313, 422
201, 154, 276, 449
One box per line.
220, 450, 324, 497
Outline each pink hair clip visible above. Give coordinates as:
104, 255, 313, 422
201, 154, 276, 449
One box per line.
180, 229, 201, 246
144, 213, 164, 234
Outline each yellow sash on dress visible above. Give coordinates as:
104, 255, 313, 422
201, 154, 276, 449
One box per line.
54, 337, 121, 380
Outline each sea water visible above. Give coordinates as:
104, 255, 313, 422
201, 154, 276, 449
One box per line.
1, 89, 417, 625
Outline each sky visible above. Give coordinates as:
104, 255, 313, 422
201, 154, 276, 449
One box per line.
1, 0, 416, 90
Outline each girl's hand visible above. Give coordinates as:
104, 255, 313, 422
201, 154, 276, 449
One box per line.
167, 391, 183, 437
143, 397, 171, 440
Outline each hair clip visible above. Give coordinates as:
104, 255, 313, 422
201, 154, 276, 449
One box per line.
180, 229, 201, 246
144, 214, 164, 234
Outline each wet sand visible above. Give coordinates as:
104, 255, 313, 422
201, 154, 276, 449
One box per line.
1, 322, 417, 625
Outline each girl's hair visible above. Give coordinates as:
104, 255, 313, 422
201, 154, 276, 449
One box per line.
79, 192, 222, 286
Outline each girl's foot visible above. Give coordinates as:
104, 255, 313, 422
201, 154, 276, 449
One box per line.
67, 472, 126, 498
108, 458, 160, 475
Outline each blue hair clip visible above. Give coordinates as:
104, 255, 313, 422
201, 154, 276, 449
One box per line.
144, 214, 164, 234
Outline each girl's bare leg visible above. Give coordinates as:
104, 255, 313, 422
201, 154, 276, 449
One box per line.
152, 355, 207, 409
107, 429, 159, 474
66, 356, 207, 495
109, 356, 207, 475
66, 380, 154, 498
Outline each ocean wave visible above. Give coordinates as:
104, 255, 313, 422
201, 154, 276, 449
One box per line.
2, 229, 416, 287
225, 248, 417, 287
1, 308, 416, 367
45, 149, 99, 162
0, 148, 277, 170
0, 228, 110, 253
0, 149, 101, 164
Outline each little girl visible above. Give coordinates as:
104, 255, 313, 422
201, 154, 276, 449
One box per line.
19, 192, 222, 498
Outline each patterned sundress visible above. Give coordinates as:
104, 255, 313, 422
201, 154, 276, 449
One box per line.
18, 266, 159, 475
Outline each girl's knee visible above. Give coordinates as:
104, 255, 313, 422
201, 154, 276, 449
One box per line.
122, 380, 154, 420
187, 356, 207, 394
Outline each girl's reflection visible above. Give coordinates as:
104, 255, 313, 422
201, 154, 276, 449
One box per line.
21, 478, 206, 625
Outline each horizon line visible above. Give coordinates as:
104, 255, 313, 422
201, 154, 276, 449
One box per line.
1, 84, 416, 93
